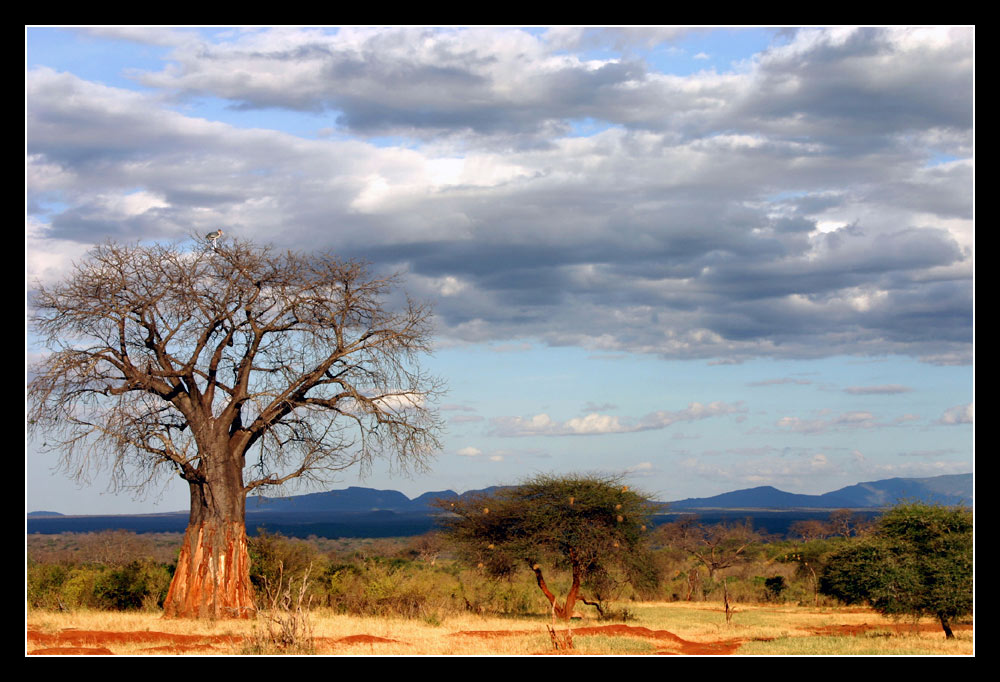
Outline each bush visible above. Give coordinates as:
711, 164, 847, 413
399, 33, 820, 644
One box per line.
28, 557, 172, 612
763, 575, 787, 602
249, 531, 328, 609
60, 566, 107, 609
27, 560, 70, 610
820, 503, 972, 638
94, 559, 173, 611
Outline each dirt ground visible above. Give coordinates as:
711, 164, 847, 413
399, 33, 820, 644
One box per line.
26, 614, 973, 656
27, 623, 745, 655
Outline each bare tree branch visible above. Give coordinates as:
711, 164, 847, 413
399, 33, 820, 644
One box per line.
28, 239, 444, 497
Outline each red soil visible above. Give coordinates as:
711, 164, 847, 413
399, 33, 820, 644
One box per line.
26, 626, 241, 655
28, 647, 114, 655
455, 623, 745, 655
333, 634, 402, 645
29, 619, 969, 655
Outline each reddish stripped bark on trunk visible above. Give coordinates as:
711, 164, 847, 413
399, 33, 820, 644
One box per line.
163, 473, 255, 619
164, 520, 255, 619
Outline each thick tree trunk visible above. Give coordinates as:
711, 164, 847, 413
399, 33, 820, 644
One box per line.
163, 460, 255, 619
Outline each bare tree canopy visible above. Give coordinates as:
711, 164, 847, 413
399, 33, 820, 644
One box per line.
656, 518, 764, 579
28, 239, 443, 617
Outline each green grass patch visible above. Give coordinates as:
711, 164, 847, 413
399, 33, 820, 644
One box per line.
570, 635, 657, 655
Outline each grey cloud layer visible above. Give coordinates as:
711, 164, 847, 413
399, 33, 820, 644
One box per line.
26, 27, 973, 363
133, 27, 972, 149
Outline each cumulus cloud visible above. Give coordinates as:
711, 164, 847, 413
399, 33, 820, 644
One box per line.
25, 27, 974, 364
371, 392, 427, 413
621, 461, 660, 479
776, 411, 880, 434
25, 216, 93, 287
939, 403, 974, 425
116, 27, 971, 149
491, 401, 746, 437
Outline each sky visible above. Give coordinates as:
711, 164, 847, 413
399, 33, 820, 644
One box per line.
25, 26, 974, 515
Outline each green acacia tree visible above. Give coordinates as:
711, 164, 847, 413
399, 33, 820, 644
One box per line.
434, 474, 657, 620
820, 502, 972, 638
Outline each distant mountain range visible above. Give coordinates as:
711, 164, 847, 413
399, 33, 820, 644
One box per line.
666, 473, 972, 510
27, 473, 971, 538
244, 473, 971, 514
245, 485, 506, 514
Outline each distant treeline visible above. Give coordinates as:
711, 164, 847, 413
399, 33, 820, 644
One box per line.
27, 509, 878, 539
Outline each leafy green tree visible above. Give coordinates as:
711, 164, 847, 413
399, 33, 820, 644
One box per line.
434, 474, 656, 620
820, 503, 972, 638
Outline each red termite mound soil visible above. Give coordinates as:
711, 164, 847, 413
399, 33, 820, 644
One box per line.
454, 623, 744, 655
26, 626, 242, 655
25, 625, 408, 655
28, 647, 114, 655
333, 634, 402, 645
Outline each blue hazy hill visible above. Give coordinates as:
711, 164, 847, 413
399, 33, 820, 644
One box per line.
28, 474, 970, 538
668, 473, 971, 509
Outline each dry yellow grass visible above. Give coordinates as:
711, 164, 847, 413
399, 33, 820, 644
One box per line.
26, 602, 973, 656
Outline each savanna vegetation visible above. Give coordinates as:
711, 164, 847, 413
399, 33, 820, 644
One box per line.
26, 500, 973, 655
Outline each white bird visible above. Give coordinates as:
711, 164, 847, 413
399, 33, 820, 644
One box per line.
205, 229, 223, 247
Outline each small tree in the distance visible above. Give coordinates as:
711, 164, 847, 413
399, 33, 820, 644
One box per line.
435, 474, 656, 620
820, 502, 972, 638
656, 517, 764, 579
28, 239, 443, 619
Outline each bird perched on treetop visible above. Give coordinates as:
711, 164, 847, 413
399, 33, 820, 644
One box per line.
205, 229, 223, 248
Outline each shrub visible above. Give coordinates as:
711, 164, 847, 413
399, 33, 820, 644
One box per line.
94, 559, 172, 611
820, 503, 972, 638
249, 531, 328, 609
763, 575, 787, 602
26, 560, 70, 610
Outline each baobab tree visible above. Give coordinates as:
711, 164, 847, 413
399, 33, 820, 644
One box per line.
27, 239, 443, 618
